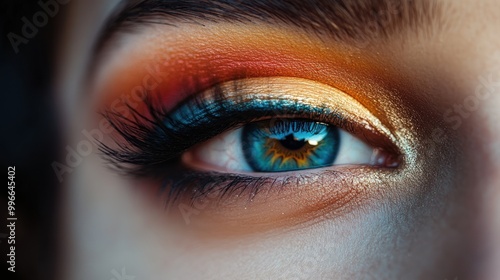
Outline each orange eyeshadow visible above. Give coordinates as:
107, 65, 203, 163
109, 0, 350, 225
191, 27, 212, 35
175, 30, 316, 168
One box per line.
92, 24, 394, 117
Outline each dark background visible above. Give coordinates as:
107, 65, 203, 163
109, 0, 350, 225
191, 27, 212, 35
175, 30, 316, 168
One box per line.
1, 1, 63, 279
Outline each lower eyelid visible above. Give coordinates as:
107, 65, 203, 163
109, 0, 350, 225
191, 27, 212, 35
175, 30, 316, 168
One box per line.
158, 165, 400, 235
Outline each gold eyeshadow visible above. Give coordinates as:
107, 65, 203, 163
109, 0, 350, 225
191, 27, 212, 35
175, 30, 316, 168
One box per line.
200, 77, 400, 152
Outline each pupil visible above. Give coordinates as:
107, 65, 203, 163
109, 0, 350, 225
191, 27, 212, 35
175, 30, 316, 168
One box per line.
279, 134, 307, 150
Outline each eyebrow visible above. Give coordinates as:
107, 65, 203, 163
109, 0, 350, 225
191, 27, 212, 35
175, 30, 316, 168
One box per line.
93, 0, 445, 59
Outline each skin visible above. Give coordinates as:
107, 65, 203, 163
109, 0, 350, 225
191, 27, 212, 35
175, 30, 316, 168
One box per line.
56, 0, 500, 279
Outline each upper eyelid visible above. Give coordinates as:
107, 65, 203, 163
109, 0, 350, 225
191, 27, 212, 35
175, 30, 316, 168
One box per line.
98, 77, 403, 176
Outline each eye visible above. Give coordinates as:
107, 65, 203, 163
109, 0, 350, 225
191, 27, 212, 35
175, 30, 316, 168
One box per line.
99, 76, 399, 177
183, 118, 377, 173
96, 74, 405, 233
95, 43, 407, 233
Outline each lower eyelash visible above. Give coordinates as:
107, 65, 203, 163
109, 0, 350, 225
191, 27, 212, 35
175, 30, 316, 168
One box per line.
157, 166, 343, 208
160, 167, 277, 208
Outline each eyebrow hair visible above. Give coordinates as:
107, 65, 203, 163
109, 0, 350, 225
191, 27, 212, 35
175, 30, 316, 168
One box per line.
97, 0, 444, 51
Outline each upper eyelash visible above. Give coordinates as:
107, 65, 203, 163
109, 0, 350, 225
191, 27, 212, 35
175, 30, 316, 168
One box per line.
268, 119, 328, 135
98, 85, 261, 176
97, 80, 358, 177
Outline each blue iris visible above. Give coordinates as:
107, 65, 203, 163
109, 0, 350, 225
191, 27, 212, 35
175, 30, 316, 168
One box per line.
241, 119, 340, 172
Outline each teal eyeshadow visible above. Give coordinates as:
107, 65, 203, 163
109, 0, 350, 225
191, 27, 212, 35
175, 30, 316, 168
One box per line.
165, 94, 346, 132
